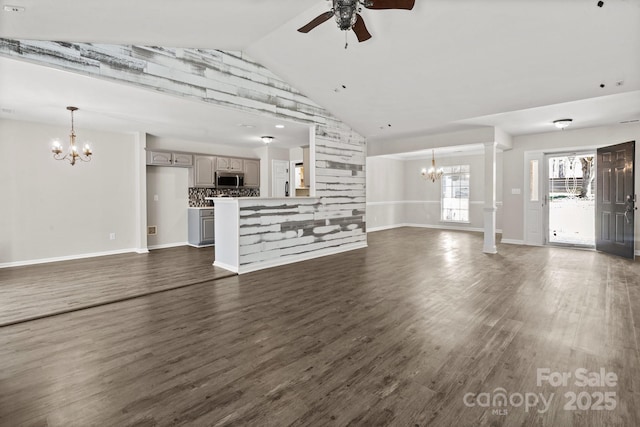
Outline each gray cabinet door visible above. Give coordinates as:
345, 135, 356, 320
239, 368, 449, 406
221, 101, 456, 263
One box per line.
173, 153, 193, 167
217, 156, 243, 171
147, 151, 173, 165
201, 216, 215, 244
194, 156, 216, 187
243, 159, 260, 187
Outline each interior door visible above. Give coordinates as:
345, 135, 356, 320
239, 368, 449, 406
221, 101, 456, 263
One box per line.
596, 141, 635, 259
272, 160, 289, 198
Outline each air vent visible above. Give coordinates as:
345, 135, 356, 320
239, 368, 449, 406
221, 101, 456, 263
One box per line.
148, 225, 157, 235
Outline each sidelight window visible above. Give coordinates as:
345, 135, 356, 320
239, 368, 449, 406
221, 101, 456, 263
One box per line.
441, 165, 470, 222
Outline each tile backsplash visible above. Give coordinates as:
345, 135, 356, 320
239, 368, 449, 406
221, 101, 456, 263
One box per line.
188, 188, 260, 207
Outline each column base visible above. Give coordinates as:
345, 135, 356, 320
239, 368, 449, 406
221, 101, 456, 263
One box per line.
483, 206, 497, 254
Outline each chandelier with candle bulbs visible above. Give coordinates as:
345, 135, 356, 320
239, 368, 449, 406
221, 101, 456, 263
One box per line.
421, 149, 444, 182
51, 106, 92, 166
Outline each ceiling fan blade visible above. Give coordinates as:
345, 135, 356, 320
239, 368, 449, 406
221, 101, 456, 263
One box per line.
352, 14, 372, 42
297, 11, 334, 33
365, 0, 415, 10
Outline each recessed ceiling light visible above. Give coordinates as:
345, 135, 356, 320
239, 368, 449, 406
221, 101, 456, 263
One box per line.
275, 124, 285, 129
238, 124, 255, 128
553, 119, 573, 129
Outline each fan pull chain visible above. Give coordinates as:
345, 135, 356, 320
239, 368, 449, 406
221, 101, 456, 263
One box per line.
345, 31, 349, 49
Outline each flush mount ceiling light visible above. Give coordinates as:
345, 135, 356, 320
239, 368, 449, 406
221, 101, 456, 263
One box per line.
51, 106, 92, 166
275, 124, 285, 129
553, 119, 573, 130
261, 136, 274, 144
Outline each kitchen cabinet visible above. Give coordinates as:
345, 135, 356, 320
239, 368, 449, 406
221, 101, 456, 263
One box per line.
217, 157, 243, 171
172, 152, 193, 167
146, 150, 193, 167
243, 159, 260, 187
193, 155, 216, 187
188, 208, 214, 247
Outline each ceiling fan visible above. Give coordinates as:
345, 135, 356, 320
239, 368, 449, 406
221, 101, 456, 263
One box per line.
297, 0, 415, 44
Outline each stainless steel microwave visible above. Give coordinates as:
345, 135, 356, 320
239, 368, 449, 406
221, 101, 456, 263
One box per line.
215, 171, 244, 188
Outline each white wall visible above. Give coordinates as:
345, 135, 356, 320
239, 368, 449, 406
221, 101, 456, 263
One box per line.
0, 118, 138, 266
366, 152, 503, 232
146, 167, 189, 249
366, 157, 405, 231
502, 123, 640, 243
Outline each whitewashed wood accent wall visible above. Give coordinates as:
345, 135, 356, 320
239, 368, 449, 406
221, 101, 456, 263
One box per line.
0, 40, 367, 268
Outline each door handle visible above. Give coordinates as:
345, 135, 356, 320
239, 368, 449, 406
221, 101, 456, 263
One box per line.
624, 194, 635, 223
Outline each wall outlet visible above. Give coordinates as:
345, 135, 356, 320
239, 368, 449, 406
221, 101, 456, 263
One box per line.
148, 226, 157, 235
511, 188, 521, 195
109, 232, 116, 240
153, 194, 159, 201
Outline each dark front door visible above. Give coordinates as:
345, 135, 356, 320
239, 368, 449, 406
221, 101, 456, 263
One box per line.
596, 141, 635, 259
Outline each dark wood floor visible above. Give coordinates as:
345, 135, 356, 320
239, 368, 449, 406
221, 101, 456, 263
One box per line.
0, 246, 234, 326
0, 228, 639, 426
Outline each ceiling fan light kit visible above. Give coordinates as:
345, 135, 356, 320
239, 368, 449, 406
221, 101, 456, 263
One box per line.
297, 0, 415, 45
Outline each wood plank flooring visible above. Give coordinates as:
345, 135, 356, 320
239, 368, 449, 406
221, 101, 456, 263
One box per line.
0, 228, 639, 426
0, 246, 234, 326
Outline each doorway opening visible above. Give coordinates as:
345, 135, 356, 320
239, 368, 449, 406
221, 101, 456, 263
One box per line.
546, 152, 596, 247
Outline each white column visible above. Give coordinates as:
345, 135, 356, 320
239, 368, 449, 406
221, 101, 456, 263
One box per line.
135, 132, 149, 254
483, 141, 497, 254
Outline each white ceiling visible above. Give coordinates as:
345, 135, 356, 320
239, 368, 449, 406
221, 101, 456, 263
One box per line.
1, 0, 639, 151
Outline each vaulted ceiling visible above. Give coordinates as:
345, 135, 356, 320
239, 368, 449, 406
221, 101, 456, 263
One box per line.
1, 0, 639, 150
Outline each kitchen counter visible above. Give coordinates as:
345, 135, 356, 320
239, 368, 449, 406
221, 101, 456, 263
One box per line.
205, 196, 322, 273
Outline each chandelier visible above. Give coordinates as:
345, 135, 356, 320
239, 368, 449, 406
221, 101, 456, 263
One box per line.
51, 106, 92, 166
421, 150, 444, 182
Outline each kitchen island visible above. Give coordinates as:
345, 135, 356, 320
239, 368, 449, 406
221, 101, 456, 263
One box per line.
206, 196, 367, 274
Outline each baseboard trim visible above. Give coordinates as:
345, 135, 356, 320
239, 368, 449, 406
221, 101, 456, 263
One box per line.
0, 248, 141, 269
501, 239, 525, 245
405, 223, 485, 233
236, 241, 368, 275
368, 223, 504, 234
148, 242, 188, 250
213, 260, 239, 273
187, 243, 215, 248
367, 223, 409, 233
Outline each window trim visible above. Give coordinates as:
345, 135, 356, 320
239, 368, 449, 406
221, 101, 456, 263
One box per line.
440, 164, 470, 223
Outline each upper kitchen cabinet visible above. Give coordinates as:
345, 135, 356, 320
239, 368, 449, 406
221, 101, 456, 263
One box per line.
172, 152, 194, 167
243, 159, 260, 188
217, 157, 243, 171
193, 155, 216, 187
146, 150, 193, 167
146, 151, 172, 166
